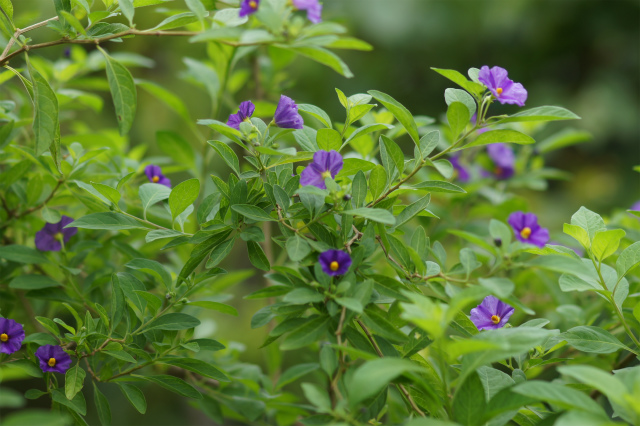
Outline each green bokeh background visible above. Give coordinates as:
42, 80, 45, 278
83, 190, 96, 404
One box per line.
5, 0, 640, 424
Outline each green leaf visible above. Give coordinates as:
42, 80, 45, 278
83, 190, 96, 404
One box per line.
616, 241, 640, 279
184, 0, 206, 23
247, 241, 270, 271
132, 375, 202, 399
411, 180, 465, 193
395, 194, 431, 228
348, 358, 424, 405
168, 178, 199, 220
563, 223, 591, 249
559, 326, 633, 354
445, 88, 476, 116
206, 238, 235, 268
316, 128, 341, 151
283, 288, 324, 305
489, 219, 512, 248
208, 140, 240, 174
342, 123, 394, 148
0, 245, 49, 264
156, 131, 195, 169
117, 384, 146, 414
570, 206, 605, 241
27, 56, 60, 156
351, 170, 367, 208
342, 208, 396, 225
161, 358, 228, 382
558, 365, 629, 410
457, 129, 534, 150
418, 130, 440, 158
301, 383, 332, 413
298, 104, 332, 128
186, 301, 238, 316
93, 382, 112, 426
335, 297, 363, 313
452, 372, 485, 426
231, 204, 275, 222
495, 106, 580, 124
380, 135, 405, 176
91, 182, 121, 206
284, 46, 353, 77
281, 316, 330, 350
337, 158, 376, 177
51, 388, 86, 416
103, 350, 136, 363
118, 0, 134, 24
476, 366, 515, 400
139, 183, 171, 218
591, 229, 625, 261
368, 165, 387, 201
368, 90, 420, 145
276, 363, 319, 389
9, 274, 59, 290
144, 313, 201, 331
125, 258, 172, 289
65, 364, 86, 401
431, 67, 485, 97
447, 101, 471, 137
100, 47, 137, 135
286, 235, 311, 262
512, 381, 604, 415
69, 212, 148, 230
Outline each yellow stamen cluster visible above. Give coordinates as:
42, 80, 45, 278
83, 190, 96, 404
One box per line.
249, 0, 257, 8
0, 333, 8, 342
48, 358, 56, 367
496, 87, 503, 96
520, 227, 532, 239
330, 261, 339, 271
321, 170, 332, 179
491, 315, 500, 324
152, 176, 160, 183
54, 232, 64, 241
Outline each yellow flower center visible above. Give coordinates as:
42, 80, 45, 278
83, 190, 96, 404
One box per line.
48, 357, 56, 367
496, 87, 503, 96
321, 170, 332, 179
54, 232, 64, 241
494, 166, 503, 175
152, 176, 160, 183
491, 315, 500, 324
249, 0, 257, 8
520, 227, 532, 239
330, 261, 339, 271
0, 333, 8, 342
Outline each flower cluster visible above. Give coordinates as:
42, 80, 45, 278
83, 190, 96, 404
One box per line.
228, 96, 304, 132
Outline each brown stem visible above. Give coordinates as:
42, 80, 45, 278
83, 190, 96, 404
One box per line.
356, 319, 426, 417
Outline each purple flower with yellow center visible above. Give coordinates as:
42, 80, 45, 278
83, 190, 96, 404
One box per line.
470, 295, 514, 331
274, 95, 304, 129
478, 66, 527, 107
35, 215, 77, 252
239, 0, 260, 17
487, 143, 515, 180
450, 154, 470, 183
300, 150, 343, 189
319, 249, 351, 276
292, 0, 322, 24
145, 165, 171, 188
0, 318, 25, 354
227, 100, 255, 130
35, 345, 72, 373
508, 211, 549, 248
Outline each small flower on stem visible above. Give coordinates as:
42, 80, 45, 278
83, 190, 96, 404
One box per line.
478, 66, 527, 107
0, 318, 25, 354
319, 249, 351, 276
274, 95, 304, 129
35, 345, 72, 373
239, 0, 260, 17
470, 295, 514, 331
508, 211, 549, 248
300, 150, 343, 189
145, 165, 171, 188
35, 215, 77, 252
227, 101, 255, 130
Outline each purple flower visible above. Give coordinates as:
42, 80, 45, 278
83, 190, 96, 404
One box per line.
0, 318, 25, 354
239, 0, 260, 17
292, 0, 322, 24
471, 296, 515, 331
319, 249, 351, 276
508, 211, 549, 248
145, 165, 171, 188
300, 150, 343, 189
450, 155, 470, 183
227, 101, 255, 130
35, 345, 72, 374
35, 215, 77, 252
274, 95, 304, 129
478, 66, 527, 107
487, 143, 515, 180
630, 201, 640, 212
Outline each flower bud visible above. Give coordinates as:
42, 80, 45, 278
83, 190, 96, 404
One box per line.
494, 238, 502, 247
343, 194, 352, 201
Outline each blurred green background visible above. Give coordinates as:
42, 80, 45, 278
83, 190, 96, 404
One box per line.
5, 0, 640, 424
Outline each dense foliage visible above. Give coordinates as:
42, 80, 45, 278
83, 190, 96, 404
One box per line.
1, 1, 639, 426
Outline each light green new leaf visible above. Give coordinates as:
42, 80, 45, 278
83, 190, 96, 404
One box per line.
591, 229, 626, 262
144, 313, 201, 331
348, 358, 424, 405
65, 364, 86, 400
91, 182, 121, 206
168, 178, 199, 220
616, 241, 640, 280
369, 165, 387, 201
139, 183, 171, 218
445, 88, 476, 116
184, 0, 206, 23
343, 208, 396, 225
495, 106, 580, 124
563, 223, 591, 248
570, 206, 605, 241
447, 102, 471, 138
100, 48, 137, 135
316, 128, 341, 151
118, 0, 134, 24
